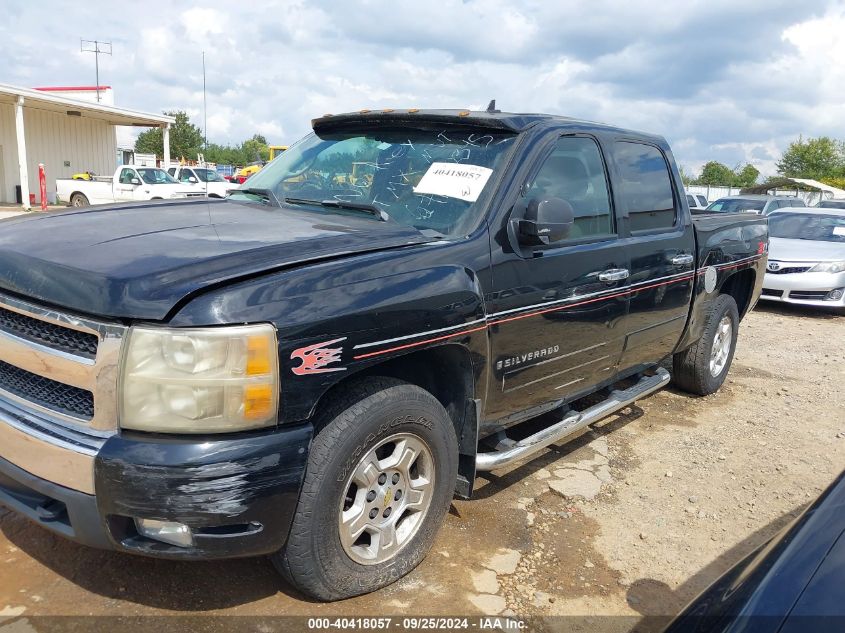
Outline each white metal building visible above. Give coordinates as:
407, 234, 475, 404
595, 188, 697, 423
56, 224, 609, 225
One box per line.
0, 83, 174, 208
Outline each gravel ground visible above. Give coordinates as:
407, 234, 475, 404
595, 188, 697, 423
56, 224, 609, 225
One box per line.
0, 302, 842, 629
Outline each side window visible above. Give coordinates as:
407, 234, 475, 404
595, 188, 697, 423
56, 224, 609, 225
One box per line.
526, 136, 613, 240
167, 168, 177, 177
119, 168, 135, 184
180, 169, 194, 182
686, 194, 695, 207
613, 142, 676, 232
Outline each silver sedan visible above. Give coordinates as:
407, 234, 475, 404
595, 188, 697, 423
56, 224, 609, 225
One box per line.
761, 208, 845, 310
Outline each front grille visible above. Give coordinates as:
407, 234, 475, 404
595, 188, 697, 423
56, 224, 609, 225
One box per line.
0, 306, 98, 359
0, 359, 94, 419
768, 266, 811, 275
761, 288, 783, 297
788, 290, 829, 300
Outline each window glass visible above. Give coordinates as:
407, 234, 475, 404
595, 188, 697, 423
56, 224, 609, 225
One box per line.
613, 142, 676, 231
233, 128, 517, 237
525, 136, 613, 239
119, 168, 135, 184
179, 170, 194, 182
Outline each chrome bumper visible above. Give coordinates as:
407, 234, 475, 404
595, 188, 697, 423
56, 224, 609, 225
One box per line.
0, 395, 104, 493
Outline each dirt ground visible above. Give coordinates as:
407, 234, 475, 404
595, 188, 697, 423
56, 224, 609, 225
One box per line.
0, 302, 843, 630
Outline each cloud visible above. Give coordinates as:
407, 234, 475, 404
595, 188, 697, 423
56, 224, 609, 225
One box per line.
0, 0, 842, 176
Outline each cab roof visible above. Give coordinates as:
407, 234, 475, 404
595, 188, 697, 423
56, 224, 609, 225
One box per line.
311, 108, 664, 141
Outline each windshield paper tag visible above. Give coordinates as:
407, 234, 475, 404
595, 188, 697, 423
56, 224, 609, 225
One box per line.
833, 226, 845, 236
413, 162, 493, 202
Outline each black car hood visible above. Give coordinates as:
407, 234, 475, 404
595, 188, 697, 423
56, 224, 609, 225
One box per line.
0, 199, 433, 320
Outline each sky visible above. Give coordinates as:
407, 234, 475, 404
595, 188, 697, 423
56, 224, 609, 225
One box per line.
1, 0, 844, 177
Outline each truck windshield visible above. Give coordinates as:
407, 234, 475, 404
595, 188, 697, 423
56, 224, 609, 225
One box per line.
706, 198, 766, 213
769, 213, 845, 242
229, 128, 517, 236
138, 169, 178, 185
194, 168, 224, 183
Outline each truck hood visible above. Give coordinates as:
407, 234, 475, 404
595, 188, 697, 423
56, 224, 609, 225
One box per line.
769, 237, 845, 262
0, 199, 434, 320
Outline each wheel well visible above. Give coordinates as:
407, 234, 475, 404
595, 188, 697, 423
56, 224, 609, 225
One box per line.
720, 269, 756, 318
312, 345, 475, 444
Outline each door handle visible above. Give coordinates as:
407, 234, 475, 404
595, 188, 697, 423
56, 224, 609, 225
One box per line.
670, 254, 694, 266
598, 268, 629, 282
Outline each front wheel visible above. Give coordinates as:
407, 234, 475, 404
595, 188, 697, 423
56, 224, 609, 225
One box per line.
672, 294, 739, 395
273, 378, 458, 601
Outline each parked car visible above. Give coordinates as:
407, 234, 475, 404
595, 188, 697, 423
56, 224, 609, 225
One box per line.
760, 208, 845, 310
703, 194, 806, 216
167, 166, 239, 198
56, 166, 203, 207
0, 108, 767, 601
686, 193, 708, 211
817, 199, 845, 209
664, 469, 845, 633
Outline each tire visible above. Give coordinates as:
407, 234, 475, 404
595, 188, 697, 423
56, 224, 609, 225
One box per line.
70, 193, 89, 207
273, 377, 458, 601
672, 294, 739, 396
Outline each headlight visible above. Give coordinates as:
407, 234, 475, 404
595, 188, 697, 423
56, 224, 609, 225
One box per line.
808, 261, 845, 273
119, 324, 279, 433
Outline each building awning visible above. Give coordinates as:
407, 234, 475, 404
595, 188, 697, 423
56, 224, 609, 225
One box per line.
0, 83, 175, 127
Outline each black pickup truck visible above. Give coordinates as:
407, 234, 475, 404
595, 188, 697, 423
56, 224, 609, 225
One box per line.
0, 109, 767, 601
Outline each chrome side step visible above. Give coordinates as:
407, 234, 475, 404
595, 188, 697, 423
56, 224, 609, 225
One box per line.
475, 367, 671, 471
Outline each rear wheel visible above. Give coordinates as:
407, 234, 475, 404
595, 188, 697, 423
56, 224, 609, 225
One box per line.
672, 294, 739, 395
70, 193, 89, 207
273, 378, 458, 601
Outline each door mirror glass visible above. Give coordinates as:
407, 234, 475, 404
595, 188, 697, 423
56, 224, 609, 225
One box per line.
130, 178, 141, 186
516, 197, 575, 246
188, 176, 198, 183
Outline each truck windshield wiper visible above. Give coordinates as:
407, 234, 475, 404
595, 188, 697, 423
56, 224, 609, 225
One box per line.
284, 197, 390, 222
230, 187, 280, 206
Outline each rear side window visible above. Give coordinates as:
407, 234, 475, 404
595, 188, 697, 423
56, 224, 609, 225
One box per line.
526, 136, 613, 240
613, 142, 676, 231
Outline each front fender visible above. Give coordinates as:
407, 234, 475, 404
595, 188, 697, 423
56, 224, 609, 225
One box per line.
169, 239, 491, 422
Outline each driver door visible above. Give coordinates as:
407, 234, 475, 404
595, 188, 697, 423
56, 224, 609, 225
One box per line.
486, 134, 629, 421
114, 168, 137, 201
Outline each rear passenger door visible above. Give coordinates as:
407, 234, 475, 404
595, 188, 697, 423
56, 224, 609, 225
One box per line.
610, 141, 696, 373
486, 134, 629, 421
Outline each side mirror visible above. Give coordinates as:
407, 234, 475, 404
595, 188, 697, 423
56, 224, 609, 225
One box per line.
514, 197, 574, 246
130, 178, 141, 186
188, 176, 198, 183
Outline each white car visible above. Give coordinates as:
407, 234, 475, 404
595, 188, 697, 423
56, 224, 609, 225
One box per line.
686, 193, 708, 211
56, 166, 202, 207
168, 166, 238, 198
761, 208, 845, 310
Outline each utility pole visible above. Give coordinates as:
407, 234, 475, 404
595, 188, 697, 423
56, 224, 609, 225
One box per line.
80, 39, 112, 102
202, 51, 208, 151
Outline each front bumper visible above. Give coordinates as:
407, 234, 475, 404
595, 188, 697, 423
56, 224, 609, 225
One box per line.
0, 404, 312, 560
761, 270, 845, 308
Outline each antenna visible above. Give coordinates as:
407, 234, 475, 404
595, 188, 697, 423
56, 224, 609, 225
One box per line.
80, 39, 112, 103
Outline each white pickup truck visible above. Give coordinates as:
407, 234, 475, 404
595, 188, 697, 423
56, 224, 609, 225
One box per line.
56, 166, 204, 207
167, 166, 239, 198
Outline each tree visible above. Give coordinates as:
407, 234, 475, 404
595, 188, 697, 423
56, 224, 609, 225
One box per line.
734, 163, 760, 187
695, 161, 736, 186
776, 136, 845, 180
134, 111, 204, 160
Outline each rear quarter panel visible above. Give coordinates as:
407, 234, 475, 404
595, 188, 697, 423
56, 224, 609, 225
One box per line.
676, 214, 768, 351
